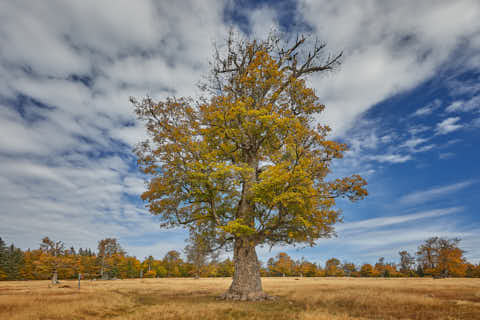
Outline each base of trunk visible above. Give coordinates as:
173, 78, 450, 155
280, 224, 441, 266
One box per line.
51, 270, 59, 285
218, 238, 277, 301
216, 291, 277, 301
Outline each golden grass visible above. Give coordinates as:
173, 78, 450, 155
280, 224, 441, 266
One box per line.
1, 277, 480, 319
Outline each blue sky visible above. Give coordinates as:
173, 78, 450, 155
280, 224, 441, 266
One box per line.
0, 0, 479, 266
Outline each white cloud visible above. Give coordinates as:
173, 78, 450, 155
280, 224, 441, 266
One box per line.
337, 207, 463, 232
299, 0, 480, 136
369, 154, 412, 163
408, 125, 431, 135
435, 116, 463, 134
124, 233, 187, 260
123, 176, 147, 196
248, 7, 279, 39
331, 114, 436, 178
446, 101, 464, 113
397, 135, 435, 153
399, 180, 475, 205
338, 227, 476, 254
445, 95, 480, 113
411, 99, 442, 117
447, 76, 480, 96
416, 144, 436, 153
401, 137, 428, 149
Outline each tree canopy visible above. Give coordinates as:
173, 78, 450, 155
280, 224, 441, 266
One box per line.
133, 33, 367, 248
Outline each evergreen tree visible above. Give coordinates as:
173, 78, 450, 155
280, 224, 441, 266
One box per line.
4, 244, 24, 280
0, 237, 9, 279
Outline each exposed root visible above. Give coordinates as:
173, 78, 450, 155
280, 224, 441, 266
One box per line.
216, 291, 278, 301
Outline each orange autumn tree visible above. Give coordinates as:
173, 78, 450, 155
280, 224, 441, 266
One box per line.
132, 32, 367, 300
38, 237, 68, 284
270, 252, 294, 277
417, 237, 467, 277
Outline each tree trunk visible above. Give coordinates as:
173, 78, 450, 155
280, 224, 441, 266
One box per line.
217, 157, 275, 301
219, 238, 272, 301
100, 255, 105, 279
51, 269, 58, 285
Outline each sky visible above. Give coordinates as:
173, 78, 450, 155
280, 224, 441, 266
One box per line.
0, 0, 479, 267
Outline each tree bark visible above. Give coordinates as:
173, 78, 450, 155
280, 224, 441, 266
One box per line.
100, 255, 105, 279
51, 269, 58, 285
217, 156, 276, 301
219, 238, 273, 301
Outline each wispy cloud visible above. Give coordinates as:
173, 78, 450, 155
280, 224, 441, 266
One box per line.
401, 137, 429, 149
408, 125, 431, 136
337, 207, 463, 232
369, 154, 412, 163
435, 116, 463, 135
310, 214, 478, 264
399, 181, 475, 205
411, 99, 442, 117
439, 152, 455, 160
445, 95, 480, 113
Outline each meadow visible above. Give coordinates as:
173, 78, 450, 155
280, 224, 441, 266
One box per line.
1, 277, 480, 320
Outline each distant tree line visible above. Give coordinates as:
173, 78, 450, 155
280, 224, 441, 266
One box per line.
266, 237, 479, 278
1, 236, 479, 282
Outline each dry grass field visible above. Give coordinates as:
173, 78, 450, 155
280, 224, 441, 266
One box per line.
1, 277, 480, 320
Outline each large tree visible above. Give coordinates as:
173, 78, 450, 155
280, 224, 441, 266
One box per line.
325, 257, 342, 276
97, 238, 123, 279
132, 32, 367, 300
417, 237, 466, 277
0, 237, 7, 279
269, 252, 294, 277
39, 237, 65, 284
398, 250, 415, 275
184, 231, 216, 279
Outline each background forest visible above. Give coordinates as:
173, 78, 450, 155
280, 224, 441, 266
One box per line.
1, 236, 479, 281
